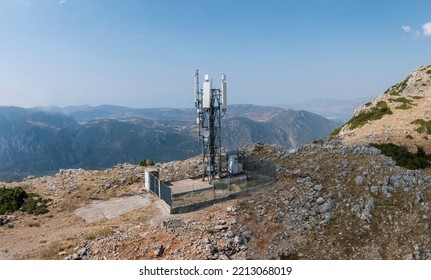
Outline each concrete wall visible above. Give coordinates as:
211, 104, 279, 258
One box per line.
144, 168, 159, 191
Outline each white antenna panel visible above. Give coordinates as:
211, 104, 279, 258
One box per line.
221, 81, 227, 109
194, 70, 199, 104
202, 77, 212, 108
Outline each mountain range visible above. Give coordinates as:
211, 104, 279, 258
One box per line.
283, 97, 371, 122
0, 104, 338, 181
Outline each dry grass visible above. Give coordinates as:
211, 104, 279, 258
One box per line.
85, 226, 114, 240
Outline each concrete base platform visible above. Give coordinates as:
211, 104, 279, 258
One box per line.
168, 179, 212, 194
74, 194, 151, 223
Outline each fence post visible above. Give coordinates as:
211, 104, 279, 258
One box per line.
158, 178, 161, 199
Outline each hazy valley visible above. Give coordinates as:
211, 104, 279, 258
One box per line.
0, 104, 338, 181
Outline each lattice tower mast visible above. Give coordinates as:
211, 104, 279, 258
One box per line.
194, 70, 227, 183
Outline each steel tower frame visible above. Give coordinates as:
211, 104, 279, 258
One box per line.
194, 69, 227, 183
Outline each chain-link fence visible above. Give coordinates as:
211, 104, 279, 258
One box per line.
146, 157, 277, 213
147, 171, 172, 207
170, 158, 277, 212
243, 156, 278, 179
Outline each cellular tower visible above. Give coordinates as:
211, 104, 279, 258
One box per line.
194, 70, 227, 183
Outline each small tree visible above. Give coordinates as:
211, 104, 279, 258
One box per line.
139, 159, 155, 167
0, 187, 27, 215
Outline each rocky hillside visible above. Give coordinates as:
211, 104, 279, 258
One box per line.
2, 137, 431, 260
338, 65, 431, 152
76, 139, 431, 260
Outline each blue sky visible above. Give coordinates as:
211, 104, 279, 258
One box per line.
0, 0, 430, 108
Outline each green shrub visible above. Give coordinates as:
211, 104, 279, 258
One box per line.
426, 69, 431, 75
139, 159, 154, 167
0, 187, 27, 215
388, 91, 401, 96
411, 119, 431, 134
85, 227, 113, 240
377, 101, 388, 107
371, 143, 430, 170
21, 193, 50, 215
412, 96, 424, 100
389, 97, 413, 104
395, 104, 412, 110
0, 187, 49, 215
346, 101, 392, 129
237, 200, 249, 210
389, 97, 415, 109
330, 126, 343, 136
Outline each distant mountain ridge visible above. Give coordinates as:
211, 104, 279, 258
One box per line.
42, 104, 287, 122
284, 97, 371, 122
0, 104, 338, 181
42, 105, 196, 122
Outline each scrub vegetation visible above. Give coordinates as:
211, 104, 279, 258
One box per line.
346, 101, 392, 129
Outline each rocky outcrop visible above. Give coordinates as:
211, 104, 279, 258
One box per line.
338, 65, 431, 152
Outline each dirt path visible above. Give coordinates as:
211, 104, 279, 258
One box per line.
0, 211, 85, 259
